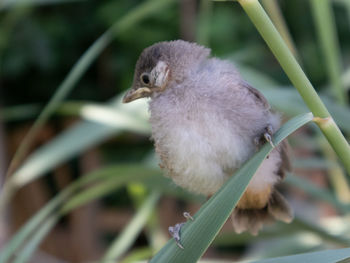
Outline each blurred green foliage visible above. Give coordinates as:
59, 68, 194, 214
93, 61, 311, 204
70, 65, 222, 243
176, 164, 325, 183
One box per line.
2, 0, 350, 108
1, 0, 350, 262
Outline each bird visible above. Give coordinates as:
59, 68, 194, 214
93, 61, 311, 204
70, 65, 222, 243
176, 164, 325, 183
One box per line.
123, 40, 293, 235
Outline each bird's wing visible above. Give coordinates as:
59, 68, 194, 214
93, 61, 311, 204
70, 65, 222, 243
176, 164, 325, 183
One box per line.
241, 82, 291, 176
277, 140, 292, 179
241, 81, 270, 110
241, 80, 291, 176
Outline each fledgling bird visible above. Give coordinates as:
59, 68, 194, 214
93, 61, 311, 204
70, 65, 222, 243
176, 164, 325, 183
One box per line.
123, 40, 293, 235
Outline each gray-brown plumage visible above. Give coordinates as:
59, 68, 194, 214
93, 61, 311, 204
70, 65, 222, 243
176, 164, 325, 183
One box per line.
123, 40, 293, 235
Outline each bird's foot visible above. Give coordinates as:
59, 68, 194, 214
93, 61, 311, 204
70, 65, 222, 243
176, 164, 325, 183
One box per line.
254, 124, 275, 149
183, 211, 194, 221
264, 124, 275, 147
168, 223, 185, 249
168, 212, 194, 249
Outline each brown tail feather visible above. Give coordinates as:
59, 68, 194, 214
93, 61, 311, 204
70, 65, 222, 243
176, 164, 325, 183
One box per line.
231, 190, 293, 235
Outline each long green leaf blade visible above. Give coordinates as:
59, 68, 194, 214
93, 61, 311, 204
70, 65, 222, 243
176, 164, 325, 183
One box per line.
10, 98, 149, 188
285, 174, 350, 214
101, 191, 161, 262
310, 0, 346, 105
0, 165, 160, 263
250, 248, 350, 263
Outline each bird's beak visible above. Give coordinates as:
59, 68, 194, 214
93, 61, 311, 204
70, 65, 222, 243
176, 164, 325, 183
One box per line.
122, 87, 152, 103
123, 61, 170, 104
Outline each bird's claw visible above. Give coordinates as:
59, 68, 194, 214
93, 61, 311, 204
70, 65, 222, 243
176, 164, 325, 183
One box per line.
168, 223, 185, 249
255, 124, 275, 148
168, 212, 194, 249
183, 212, 194, 221
264, 132, 275, 147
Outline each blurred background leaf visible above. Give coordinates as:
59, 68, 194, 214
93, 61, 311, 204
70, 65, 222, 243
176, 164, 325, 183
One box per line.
0, 0, 350, 262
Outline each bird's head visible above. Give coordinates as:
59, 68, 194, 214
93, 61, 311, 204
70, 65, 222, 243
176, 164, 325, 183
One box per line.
123, 40, 210, 103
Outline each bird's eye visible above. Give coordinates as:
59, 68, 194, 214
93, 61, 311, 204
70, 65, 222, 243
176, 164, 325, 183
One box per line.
140, 73, 150, 85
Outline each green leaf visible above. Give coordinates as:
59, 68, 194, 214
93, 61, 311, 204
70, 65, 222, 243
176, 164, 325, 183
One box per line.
285, 174, 350, 214
119, 248, 154, 263
4, 97, 149, 194
150, 112, 314, 263
249, 248, 350, 263
101, 191, 161, 262
291, 217, 350, 247
310, 0, 346, 105
0, 165, 160, 263
214, 214, 350, 248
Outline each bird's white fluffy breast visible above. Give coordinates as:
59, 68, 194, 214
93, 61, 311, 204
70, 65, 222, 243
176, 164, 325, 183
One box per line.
149, 100, 251, 195
149, 58, 280, 196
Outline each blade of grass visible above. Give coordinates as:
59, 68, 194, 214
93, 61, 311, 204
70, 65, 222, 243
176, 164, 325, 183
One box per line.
337, 257, 350, 263
0, 96, 149, 212
100, 191, 160, 262
214, 223, 295, 247
249, 247, 350, 263
246, 233, 323, 259
0, 165, 161, 263
150, 112, 313, 262
126, 183, 167, 252
236, 0, 350, 174
217, 216, 350, 255
285, 174, 350, 214
8, 166, 199, 263
343, 67, 350, 90
10, 97, 149, 188
129, 182, 168, 251
119, 247, 153, 263
60, 173, 154, 214
319, 138, 350, 203
310, 0, 346, 105
292, 217, 350, 247
215, 214, 350, 248
12, 216, 58, 263
293, 157, 337, 170
79, 103, 150, 132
